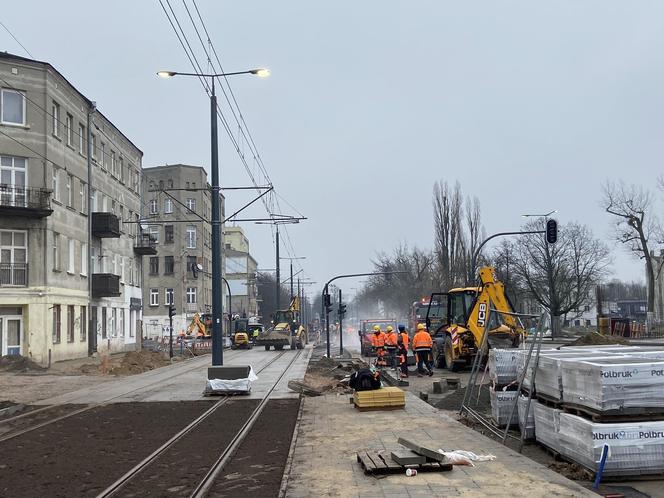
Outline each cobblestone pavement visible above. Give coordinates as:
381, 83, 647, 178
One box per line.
285, 392, 595, 498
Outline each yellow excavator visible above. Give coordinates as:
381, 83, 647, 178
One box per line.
185, 313, 211, 339
256, 297, 308, 351
426, 266, 525, 371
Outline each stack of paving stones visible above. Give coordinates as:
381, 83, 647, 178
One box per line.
530, 345, 664, 477
488, 348, 521, 428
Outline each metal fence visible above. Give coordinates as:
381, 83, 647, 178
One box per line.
0, 185, 51, 210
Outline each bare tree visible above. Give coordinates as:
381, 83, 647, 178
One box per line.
463, 195, 485, 283
603, 181, 662, 320
512, 220, 611, 337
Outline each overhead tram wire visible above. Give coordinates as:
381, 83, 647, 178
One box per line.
0, 20, 35, 59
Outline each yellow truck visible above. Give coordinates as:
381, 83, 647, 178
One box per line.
256, 298, 307, 351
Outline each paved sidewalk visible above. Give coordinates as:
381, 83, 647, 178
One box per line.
285, 392, 594, 498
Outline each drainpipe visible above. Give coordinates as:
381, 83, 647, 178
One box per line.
87, 102, 96, 355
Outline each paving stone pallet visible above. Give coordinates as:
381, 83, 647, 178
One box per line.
356, 450, 453, 475
561, 402, 664, 423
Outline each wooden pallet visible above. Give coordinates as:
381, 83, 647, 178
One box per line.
561, 403, 664, 423
354, 404, 405, 412
535, 393, 562, 409
356, 450, 452, 475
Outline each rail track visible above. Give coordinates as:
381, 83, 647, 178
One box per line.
0, 350, 245, 443
95, 348, 302, 498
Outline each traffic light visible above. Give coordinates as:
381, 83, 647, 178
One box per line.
338, 303, 347, 317
191, 262, 199, 279
546, 219, 558, 244
168, 305, 176, 318
323, 293, 332, 314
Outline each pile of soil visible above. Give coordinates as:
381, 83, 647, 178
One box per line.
109, 351, 171, 376
0, 355, 46, 373
290, 356, 363, 396
568, 332, 629, 347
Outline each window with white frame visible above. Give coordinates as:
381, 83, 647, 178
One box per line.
118, 205, 124, 232
165, 288, 174, 305
149, 199, 157, 214
1, 88, 25, 125
186, 287, 197, 304
120, 256, 125, 283
111, 308, 117, 337
67, 238, 75, 273
66, 114, 73, 146
101, 142, 106, 169
120, 308, 125, 337
112, 253, 118, 275
164, 198, 173, 214
186, 198, 196, 212
78, 124, 86, 155
119, 157, 124, 183
133, 167, 139, 191
0, 155, 27, 207
52, 101, 60, 137
52, 232, 60, 271
66, 174, 72, 207
52, 168, 59, 202
90, 189, 97, 212
111, 151, 116, 176
150, 288, 159, 306
91, 134, 97, 161
0, 230, 27, 285
148, 225, 159, 243
81, 242, 87, 276
186, 225, 196, 249
80, 181, 86, 213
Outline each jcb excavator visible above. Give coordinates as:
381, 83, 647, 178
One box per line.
256, 297, 308, 351
426, 266, 525, 371
185, 313, 211, 339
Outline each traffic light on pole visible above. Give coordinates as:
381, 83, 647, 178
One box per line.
169, 305, 176, 318
324, 293, 332, 314
338, 303, 347, 317
546, 219, 558, 244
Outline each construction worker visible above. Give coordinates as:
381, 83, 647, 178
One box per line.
384, 325, 398, 367
412, 323, 434, 377
398, 324, 409, 350
397, 339, 409, 378
370, 325, 387, 366
251, 327, 260, 343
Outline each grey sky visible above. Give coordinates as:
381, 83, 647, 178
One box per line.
3, 1, 663, 298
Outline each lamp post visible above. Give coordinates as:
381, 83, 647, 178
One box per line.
158, 67, 269, 366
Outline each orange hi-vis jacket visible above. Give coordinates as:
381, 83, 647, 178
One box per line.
400, 331, 409, 350
412, 330, 433, 351
384, 331, 398, 347
371, 331, 386, 348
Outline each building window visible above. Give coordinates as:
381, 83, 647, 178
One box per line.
1, 88, 25, 125
101, 142, 106, 169
186, 225, 196, 249
111, 308, 117, 337
67, 305, 75, 342
111, 151, 116, 176
52, 168, 59, 202
81, 242, 87, 276
164, 198, 173, 214
52, 304, 61, 344
133, 168, 139, 192
120, 308, 125, 337
129, 310, 135, 338
90, 189, 97, 212
165, 288, 174, 305
67, 238, 75, 274
187, 255, 197, 274
80, 181, 86, 214
148, 225, 159, 243
149, 199, 157, 214
52, 101, 60, 137
66, 174, 73, 207
91, 134, 97, 161
119, 205, 124, 232
150, 288, 159, 306
186, 287, 197, 304
78, 124, 86, 155
66, 114, 73, 146
186, 198, 196, 212
149, 256, 159, 275
164, 256, 174, 274
120, 256, 125, 283
52, 232, 60, 271
164, 225, 174, 243
80, 306, 87, 342
0, 230, 27, 285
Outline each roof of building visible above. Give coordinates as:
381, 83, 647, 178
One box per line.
143, 164, 208, 177
0, 51, 143, 155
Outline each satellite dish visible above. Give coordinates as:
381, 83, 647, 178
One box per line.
196, 263, 204, 271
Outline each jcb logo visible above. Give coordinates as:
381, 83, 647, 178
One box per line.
477, 303, 487, 327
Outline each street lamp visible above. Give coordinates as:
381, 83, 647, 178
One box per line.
522, 210, 557, 218
159, 68, 269, 367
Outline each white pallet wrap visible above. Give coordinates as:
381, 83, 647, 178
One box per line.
517, 394, 536, 440
517, 349, 558, 391
488, 348, 522, 386
533, 401, 562, 452
557, 412, 664, 476
561, 357, 664, 412
490, 388, 519, 427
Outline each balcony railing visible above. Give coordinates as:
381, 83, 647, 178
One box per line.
91, 273, 121, 297
0, 185, 52, 218
92, 212, 120, 238
0, 263, 28, 286
134, 234, 158, 255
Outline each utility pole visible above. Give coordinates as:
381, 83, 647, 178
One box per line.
275, 225, 280, 311
210, 77, 224, 366
338, 288, 343, 355
290, 260, 294, 300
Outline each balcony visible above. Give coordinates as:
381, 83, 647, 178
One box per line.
133, 234, 157, 255
91, 273, 121, 298
92, 212, 120, 238
0, 263, 28, 286
0, 186, 52, 218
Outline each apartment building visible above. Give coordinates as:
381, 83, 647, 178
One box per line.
0, 52, 144, 365
224, 226, 258, 318
141, 164, 225, 338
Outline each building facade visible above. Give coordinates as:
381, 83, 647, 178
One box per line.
141, 165, 225, 338
0, 53, 144, 365
224, 226, 258, 318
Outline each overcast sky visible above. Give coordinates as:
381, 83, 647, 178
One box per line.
3, 1, 663, 298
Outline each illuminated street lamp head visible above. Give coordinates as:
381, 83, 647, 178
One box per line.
157, 71, 177, 78
251, 68, 270, 78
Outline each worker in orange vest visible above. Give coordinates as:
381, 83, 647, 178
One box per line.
384, 325, 399, 367
396, 339, 409, 378
412, 323, 434, 377
398, 324, 409, 350
370, 325, 387, 366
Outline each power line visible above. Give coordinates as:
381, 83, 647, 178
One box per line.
0, 20, 34, 59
